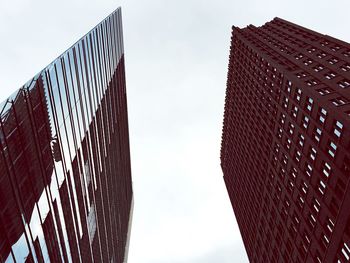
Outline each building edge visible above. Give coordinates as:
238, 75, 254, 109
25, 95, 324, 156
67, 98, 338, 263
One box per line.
123, 192, 134, 263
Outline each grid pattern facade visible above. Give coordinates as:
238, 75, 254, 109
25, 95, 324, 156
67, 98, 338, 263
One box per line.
0, 8, 133, 263
221, 18, 350, 263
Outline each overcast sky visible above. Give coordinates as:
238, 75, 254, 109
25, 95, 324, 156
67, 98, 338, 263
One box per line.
1, 0, 350, 262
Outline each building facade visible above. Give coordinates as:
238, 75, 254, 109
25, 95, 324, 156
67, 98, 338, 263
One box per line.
221, 18, 350, 262
0, 8, 133, 263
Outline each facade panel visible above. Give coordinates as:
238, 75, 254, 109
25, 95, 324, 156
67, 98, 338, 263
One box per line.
221, 18, 350, 262
0, 8, 132, 263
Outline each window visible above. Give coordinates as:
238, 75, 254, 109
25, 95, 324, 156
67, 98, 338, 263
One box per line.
313, 127, 322, 142
328, 141, 337, 158
308, 213, 316, 227
303, 115, 310, 129
294, 88, 302, 102
288, 123, 295, 135
328, 57, 339, 65
334, 120, 343, 138
313, 65, 324, 72
292, 106, 299, 118
298, 133, 305, 147
318, 107, 327, 123
340, 63, 350, 72
342, 50, 350, 57
295, 53, 304, 60
323, 234, 330, 245
309, 147, 317, 161
307, 47, 316, 53
338, 79, 350, 89
306, 97, 313, 111
330, 45, 340, 52
283, 96, 289, 109
279, 113, 286, 125
319, 180, 326, 195
313, 198, 321, 213
322, 161, 331, 178
342, 243, 350, 261
305, 163, 313, 177
321, 40, 329, 46
301, 181, 308, 195
331, 97, 347, 106
324, 72, 336, 80
306, 79, 318, 86
326, 217, 335, 233
303, 58, 313, 66
316, 87, 333, 96
317, 52, 327, 58
295, 150, 302, 162
285, 139, 292, 150
297, 72, 307, 78
277, 128, 283, 138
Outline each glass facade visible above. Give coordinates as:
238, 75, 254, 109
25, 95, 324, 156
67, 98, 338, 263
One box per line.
0, 7, 133, 263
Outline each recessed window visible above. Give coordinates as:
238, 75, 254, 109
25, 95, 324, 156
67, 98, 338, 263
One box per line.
306, 163, 313, 177
343, 50, 350, 57
322, 161, 331, 178
316, 87, 333, 96
297, 72, 308, 78
330, 45, 340, 52
298, 133, 305, 147
323, 234, 330, 245
328, 141, 337, 158
313, 65, 324, 72
302, 181, 308, 194
313, 198, 321, 213
309, 147, 317, 161
303, 115, 310, 129
340, 63, 350, 72
304, 58, 313, 66
292, 106, 298, 118
282, 96, 289, 109
319, 180, 326, 195
313, 127, 322, 142
328, 57, 339, 65
317, 52, 327, 59
338, 80, 350, 89
324, 72, 336, 80
288, 123, 295, 135
309, 213, 316, 227
334, 120, 343, 138
331, 97, 347, 106
306, 79, 318, 86
327, 218, 334, 233
318, 107, 327, 123
342, 243, 350, 261
294, 88, 302, 102
280, 113, 286, 124
295, 53, 304, 60
295, 150, 302, 162
306, 97, 313, 112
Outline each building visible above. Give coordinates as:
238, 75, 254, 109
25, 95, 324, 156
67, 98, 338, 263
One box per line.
221, 18, 350, 263
0, 7, 133, 263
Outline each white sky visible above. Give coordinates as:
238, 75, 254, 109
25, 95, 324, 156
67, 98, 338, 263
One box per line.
0, 0, 349, 262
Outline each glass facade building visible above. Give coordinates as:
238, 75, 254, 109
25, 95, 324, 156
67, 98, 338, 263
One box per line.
221, 18, 350, 262
0, 7, 133, 263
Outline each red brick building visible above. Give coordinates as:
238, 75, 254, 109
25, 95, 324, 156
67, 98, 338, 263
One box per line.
221, 18, 350, 262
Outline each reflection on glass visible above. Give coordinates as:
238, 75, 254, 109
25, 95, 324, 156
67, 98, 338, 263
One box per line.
0, 8, 132, 263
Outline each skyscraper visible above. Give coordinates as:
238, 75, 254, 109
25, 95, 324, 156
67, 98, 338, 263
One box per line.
0, 7, 133, 263
221, 18, 350, 262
